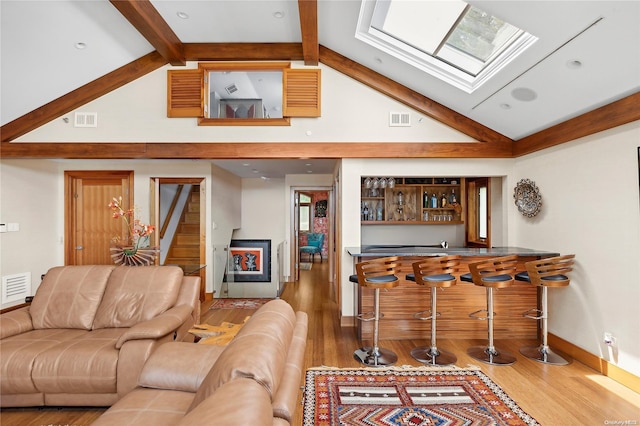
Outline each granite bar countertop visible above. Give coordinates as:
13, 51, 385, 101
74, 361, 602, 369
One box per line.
346, 245, 559, 257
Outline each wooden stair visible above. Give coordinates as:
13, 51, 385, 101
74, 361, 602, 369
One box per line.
165, 186, 200, 265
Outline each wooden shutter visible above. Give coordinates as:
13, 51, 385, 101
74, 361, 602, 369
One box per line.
167, 69, 203, 117
283, 68, 321, 117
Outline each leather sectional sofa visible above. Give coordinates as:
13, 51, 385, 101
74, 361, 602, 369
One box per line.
0, 265, 200, 407
92, 299, 308, 426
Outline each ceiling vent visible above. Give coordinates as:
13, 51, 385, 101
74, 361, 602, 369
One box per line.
74, 112, 98, 128
225, 84, 238, 95
389, 112, 411, 127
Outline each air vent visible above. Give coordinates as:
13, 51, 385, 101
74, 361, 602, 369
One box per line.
389, 112, 411, 127
2, 272, 31, 304
74, 112, 98, 128
225, 84, 238, 95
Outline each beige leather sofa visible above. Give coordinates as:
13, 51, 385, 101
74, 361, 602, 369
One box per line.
92, 299, 308, 426
0, 265, 200, 408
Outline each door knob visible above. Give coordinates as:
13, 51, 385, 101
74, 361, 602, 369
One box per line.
76, 246, 83, 250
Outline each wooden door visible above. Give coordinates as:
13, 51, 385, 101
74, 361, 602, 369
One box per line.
65, 171, 134, 265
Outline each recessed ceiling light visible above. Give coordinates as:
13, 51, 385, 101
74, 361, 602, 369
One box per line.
567, 59, 582, 69
273, 11, 284, 18
374, 57, 383, 64
242, 163, 250, 166
307, 170, 313, 174
511, 87, 537, 102
177, 11, 189, 19
499, 103, 512, 110
305, 163, 312, 166
74, 42, 87, 50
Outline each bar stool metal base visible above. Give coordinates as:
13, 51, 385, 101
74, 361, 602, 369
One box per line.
520, 345, 571, 365
411, 346, 457, 366
354, 347, 398, 367
467, 345, 516, 366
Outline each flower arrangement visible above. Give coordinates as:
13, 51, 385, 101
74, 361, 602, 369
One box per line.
108, 196, 155, 252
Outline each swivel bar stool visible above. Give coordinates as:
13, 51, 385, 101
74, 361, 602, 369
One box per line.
351, 256, 401, 367
460, 255, 518, 366
516, 254, 575, 365
406, 255, 461, 365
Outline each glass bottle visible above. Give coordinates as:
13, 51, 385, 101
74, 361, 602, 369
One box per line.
449, 188, 457, 204
376, 201, 383, 221
440, 192, 447, 208
423, 191, 428, 208
430, 193, 438, 208
363, 203, 369, 221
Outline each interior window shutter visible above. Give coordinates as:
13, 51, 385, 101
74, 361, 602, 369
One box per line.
283, 68, 321, 117
167, 69, 203, 117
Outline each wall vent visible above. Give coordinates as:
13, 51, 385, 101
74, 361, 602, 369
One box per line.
389, 112, 411, 127
225, 84, 238, 95
2, 272, 31, 304
74, 112, 98, 128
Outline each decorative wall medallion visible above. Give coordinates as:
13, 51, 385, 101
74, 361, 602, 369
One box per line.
513, 178, 542, 217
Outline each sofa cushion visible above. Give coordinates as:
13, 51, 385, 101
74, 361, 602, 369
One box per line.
93, 266, 183, 329
187, 299, 296, 412
30, 265, 115, 330
91, 388, 195, 426
31, 328, 126, 394
0, 329, 88, 395
138, 342, 224, 393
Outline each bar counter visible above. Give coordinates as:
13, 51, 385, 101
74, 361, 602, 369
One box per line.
346, 246, 559, 341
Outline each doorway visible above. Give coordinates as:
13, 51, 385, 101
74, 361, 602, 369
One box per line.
292, 187, 334, 293
65, 170, 134, 265
151, 177, 206, 300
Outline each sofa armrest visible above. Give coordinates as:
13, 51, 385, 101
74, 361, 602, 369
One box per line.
115, 304, 193, 349
272, 311, 308, 423
0, 307, 33, 339
138, 342, 225, 392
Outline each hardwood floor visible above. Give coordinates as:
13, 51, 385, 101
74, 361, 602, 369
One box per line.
2, 261, 639, 425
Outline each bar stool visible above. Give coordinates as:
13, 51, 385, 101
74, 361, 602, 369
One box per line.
460, 255, 518, 366
350, 256, 401, 367
406, 255, 461, 365
516, 254, 575, 365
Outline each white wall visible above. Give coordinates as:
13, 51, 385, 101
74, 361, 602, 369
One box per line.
511, 121, 640, 377
228, 177, 287, 298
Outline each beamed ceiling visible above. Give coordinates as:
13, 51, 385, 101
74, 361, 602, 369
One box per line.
1, 0, 639, 163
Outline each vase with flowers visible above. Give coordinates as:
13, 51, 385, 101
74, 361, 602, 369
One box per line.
108, 196, 157, 266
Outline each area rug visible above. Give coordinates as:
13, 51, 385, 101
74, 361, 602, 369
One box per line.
209, 298, 272, 310
303, 366, 540, 426
300, 262, 313, 270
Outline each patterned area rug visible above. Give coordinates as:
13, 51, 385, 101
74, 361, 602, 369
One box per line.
209, 298, 272, 310
303, 366, 540, 426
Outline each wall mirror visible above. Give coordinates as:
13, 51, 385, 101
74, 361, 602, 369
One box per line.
201, 62, 289, 126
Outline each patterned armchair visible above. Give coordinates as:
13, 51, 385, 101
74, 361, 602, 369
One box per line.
300, 233, 324, 263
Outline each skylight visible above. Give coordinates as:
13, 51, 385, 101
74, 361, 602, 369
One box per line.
357, 0, 537, 93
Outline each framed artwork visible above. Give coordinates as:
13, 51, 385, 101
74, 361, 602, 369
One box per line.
227, 239, 271, 282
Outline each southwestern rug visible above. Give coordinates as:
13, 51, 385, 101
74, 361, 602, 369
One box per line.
209, 298, 272, 310
303, 366, 540, 426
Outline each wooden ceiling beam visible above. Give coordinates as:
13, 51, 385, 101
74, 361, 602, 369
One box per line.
298, 0, 319, 65
109, 0, 185, 66
183, 43, 304, 61
513, 91, 640, 156
0, 52, 167, 144
319, 46, 514, 147
0, 142, 511, 160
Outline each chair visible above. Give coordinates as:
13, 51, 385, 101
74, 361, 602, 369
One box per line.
351, 256, 401, 366
516, 254, 575, 365
460, 255, 518, 365
406, 255, 461, 365
299, 233, 324, 263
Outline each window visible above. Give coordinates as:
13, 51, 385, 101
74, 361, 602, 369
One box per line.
465, 178, 490, 247
299, 193, 312, 232
357, 0, 537, 92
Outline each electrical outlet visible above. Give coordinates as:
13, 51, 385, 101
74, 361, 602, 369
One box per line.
603, 332, 617, 346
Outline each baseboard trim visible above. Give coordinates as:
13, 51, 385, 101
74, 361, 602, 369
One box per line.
341, 315, 355, 327
549, 333, 640, 393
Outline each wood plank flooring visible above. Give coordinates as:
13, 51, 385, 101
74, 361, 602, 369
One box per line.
2, 261, 639, 425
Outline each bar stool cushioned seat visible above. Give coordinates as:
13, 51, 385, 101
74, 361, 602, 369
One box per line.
462, 255, 518, 366
516, 254, 575, 365
406, 255, 461, 365
351, 256, 401, 367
